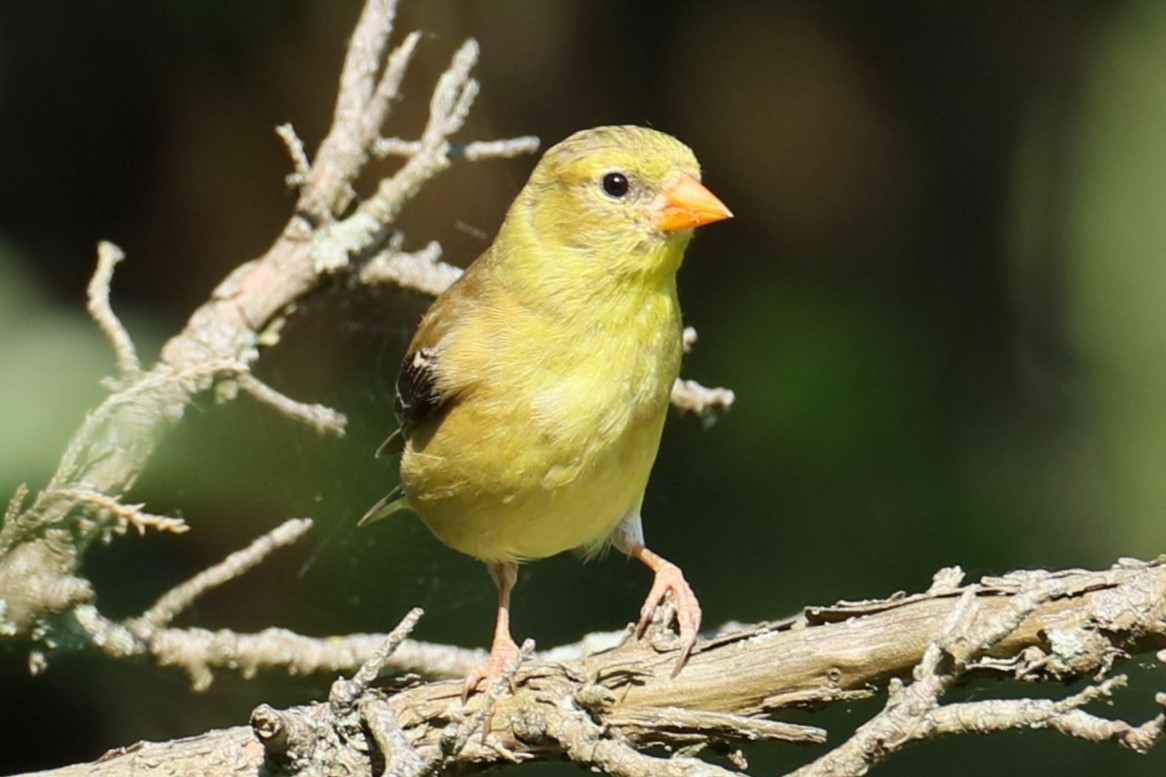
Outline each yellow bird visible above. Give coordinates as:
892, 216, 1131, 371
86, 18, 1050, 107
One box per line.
362, 125, 732, 695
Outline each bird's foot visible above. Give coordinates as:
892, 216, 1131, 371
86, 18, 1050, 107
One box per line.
634, 560, 702, 675
462, 635, 521, 702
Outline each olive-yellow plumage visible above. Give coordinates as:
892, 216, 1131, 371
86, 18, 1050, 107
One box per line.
362, 125, 731, 695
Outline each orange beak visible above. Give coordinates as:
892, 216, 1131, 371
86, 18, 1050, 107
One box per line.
657, 174, 733, 232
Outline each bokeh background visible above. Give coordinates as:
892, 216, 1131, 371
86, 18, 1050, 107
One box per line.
2, 1, 1165, 774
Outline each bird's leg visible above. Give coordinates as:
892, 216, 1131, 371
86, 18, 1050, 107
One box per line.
629, 544, 703, 673
462, 560, 521, 700
610, 509, 702, 674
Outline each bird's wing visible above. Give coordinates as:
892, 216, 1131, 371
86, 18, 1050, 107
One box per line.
364, 265, 490, 523
371, 345, 443, 458
374, 254, 492, 458
372, 345, 444, 459
394, 346, 445, 438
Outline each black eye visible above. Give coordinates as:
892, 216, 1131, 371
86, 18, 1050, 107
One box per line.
602, 172, 629, 198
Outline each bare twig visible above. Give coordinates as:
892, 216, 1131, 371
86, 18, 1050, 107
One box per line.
137, 518, 313, 628
70, 603, 482, 692
332, 607, 425, 708
535, 627, 625, 663
360, 39, 480, 227
308, 36, 515, 274
304, 0, 402, 218
923, 676, 1165, 753
438, 638, 536, 768
88, 241, 140, 378
926, 565, 966, 594
2, 484, 26, 525
370, 30, 422, 137
670, 328, 736, 421
43, 357, 239, 499
358, 241, 462, 295
0, 484, 29, 554
671, 378, 736, 423
789, 575, 1068, 777
234, 372, 348, 436
457, 137, 542, 161
374, 136, 541, 160
343, 0, 400, 147
307, 30, 534, 276
276, 122, 312, 188
57, 489, 188, 537
1045, 691, 1166, 753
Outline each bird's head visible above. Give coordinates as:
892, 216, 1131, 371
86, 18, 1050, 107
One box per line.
502, 126, 732, 286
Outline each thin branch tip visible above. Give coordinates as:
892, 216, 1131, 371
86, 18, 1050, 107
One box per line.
371, 29, 422, 118
376, 135, 540, 161
332, 606, 426, 708
235, 372, 347, 436
671, 377, 736, 422
88, 241, 141, 376
275, 123, 311, 187
358, 240, 461, 296
59, 488, 188, 537
138, 517, 313, 628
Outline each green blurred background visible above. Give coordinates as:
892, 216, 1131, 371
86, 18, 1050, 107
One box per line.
2, 1, 1165, 774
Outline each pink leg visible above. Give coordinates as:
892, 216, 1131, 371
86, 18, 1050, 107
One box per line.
630, 545, 702, 674
462, 561, 521, 700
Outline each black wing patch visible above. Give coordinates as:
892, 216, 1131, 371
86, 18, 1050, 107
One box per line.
396, 347, 447, 431
374, 347, 447, 458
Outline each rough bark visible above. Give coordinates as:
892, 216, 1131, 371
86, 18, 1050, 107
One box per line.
18, 560, 1166, 777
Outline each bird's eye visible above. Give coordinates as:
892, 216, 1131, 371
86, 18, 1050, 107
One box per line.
602, 172, 630, 198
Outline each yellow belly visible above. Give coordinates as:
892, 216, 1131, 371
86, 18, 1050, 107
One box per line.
400, 299, 681, 563
402, 396, 667, 562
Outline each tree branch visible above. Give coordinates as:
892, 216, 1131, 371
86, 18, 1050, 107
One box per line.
138, 518, 313, 628
0, 0, 540, 651
15, 558, 1164, 776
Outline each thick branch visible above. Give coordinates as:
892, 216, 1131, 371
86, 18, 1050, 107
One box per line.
18, 559, 1166, 777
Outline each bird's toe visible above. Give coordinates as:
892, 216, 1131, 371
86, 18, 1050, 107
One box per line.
462, 637, 522, 702
635, 560, 703, 673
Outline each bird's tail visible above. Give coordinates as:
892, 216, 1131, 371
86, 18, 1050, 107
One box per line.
358, 484, 409, 526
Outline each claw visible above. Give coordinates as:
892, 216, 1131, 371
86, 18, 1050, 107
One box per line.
462, 635, 521, 702
633, 557, 702, 675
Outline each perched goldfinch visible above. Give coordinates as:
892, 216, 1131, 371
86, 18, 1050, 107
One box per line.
362, 125, 731, 695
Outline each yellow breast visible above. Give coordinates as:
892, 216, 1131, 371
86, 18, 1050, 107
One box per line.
401, 283, 682, 563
